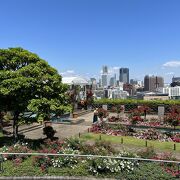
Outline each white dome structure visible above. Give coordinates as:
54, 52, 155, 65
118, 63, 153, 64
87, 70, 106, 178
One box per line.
62, 76, 89, 85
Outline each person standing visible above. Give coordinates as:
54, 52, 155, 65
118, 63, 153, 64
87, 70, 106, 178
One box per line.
93, 108, 98, 123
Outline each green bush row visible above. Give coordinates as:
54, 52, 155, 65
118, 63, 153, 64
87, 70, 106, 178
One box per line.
94, 99, 180, 106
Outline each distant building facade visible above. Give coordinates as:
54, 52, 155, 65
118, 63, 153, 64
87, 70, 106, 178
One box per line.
172, 76, 180, 83
90, 78, 97, 90
109, 77, 115, 87
144, 75, 164, 92
163, 86, 180, 99
137, 92, 169, 100
119, 68, 129, 84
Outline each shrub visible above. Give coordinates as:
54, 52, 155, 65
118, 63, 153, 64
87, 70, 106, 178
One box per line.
51, 148, 80, 168
33, 155, 52, 172
97, 108, 108, 118
65, 138, 83, 150
1, 143, 31, 165
94, 140, 116, 154
88, 157, 137, 175
138, 146, 156, 159
42, 139, 64, 152
80, 141, 116, 156
43, 126, 56, 139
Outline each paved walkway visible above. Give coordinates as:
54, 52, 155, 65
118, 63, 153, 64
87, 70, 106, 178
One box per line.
2, 112, 164, 140
4, 112, 94, 140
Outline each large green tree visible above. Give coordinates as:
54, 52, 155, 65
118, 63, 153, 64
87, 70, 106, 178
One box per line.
0, 47, 71, 140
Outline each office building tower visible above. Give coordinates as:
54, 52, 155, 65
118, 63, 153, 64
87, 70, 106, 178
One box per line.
102, 65, 108, 74
101, 66, 108, 87
130, 79, 137, 85
90, 78, 97, 90
144, 75, 164, 92
109, 74, 116, 87
172, 76, 180, 83
119, 68, 129, 83
102, 74, 108, 87
110, 77, 115, 87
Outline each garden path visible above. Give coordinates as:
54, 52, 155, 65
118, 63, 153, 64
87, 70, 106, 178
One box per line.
3, 112, 94, 140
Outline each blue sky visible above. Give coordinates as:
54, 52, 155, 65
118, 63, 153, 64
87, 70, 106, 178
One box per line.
1, 0, 180, 83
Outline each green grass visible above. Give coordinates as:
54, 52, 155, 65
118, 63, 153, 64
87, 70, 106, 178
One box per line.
80, 133, 180, 153
1, 158, 44, 176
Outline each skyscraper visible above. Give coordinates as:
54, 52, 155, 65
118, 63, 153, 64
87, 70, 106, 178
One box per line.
119, 68, 129, 84
109, 74, 117, 87
102, 65, 108, 74
144, 75, 164, 92
101, 66, 108, 87
102, 74, 108, 87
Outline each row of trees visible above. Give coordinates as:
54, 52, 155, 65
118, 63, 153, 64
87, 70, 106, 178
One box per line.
0, 47, 71, 141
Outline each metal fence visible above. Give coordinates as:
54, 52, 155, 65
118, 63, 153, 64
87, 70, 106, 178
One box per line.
0, 152, 179, 164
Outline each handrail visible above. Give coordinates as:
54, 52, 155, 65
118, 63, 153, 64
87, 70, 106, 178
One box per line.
0, 152, 180, 164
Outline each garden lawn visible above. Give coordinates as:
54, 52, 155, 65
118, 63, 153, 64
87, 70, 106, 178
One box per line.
80, 133, 180, 153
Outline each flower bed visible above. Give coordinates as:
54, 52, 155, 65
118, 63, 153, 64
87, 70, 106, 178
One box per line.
108, 115, 179, 129
90, 122, 180, 143
0, 138, 179, 178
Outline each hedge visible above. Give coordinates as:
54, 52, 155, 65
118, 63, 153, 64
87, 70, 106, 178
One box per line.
94, 99, 180, 106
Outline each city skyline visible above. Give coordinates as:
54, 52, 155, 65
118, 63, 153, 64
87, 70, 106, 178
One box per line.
1, 0, 180, 83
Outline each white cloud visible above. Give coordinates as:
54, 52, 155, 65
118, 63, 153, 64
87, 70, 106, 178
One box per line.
67, 70, 75, 73
165, 72, 175, 75
112, 66, 120, 70
60, 69, 77, 77
163, 61, 180, 68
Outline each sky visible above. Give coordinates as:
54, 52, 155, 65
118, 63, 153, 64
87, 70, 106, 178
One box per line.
1, 0, 180, 83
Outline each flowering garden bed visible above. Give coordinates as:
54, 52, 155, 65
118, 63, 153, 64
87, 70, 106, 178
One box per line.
0, 138, 179, 179
90, 122, 180, 143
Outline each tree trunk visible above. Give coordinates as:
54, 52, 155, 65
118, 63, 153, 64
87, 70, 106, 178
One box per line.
13, 111, 19, 142
0, 112, 3, 132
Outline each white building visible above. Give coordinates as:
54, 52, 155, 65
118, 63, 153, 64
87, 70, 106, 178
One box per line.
163, 86, 180, 99
62, 76, 90, 100
94, 87, 129, 99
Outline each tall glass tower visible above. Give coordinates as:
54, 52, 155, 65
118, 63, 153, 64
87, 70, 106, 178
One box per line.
101, 66, 108, 87
119, 68, 129, 84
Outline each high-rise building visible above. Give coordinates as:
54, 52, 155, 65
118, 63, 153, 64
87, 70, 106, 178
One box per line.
144, 75, 164, 92
102, 74, 108, 87
119, 68, 129, 83
102, 66, 108, 74
109, 74, 116, 87
109, 77, 115, 87
90, 78, 97, 90
130, 79, 137, 85
101, 66, 108, 87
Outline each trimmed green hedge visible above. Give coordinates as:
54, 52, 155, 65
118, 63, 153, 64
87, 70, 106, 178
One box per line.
94, 99, 180, 106
93, 99, 180, 113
